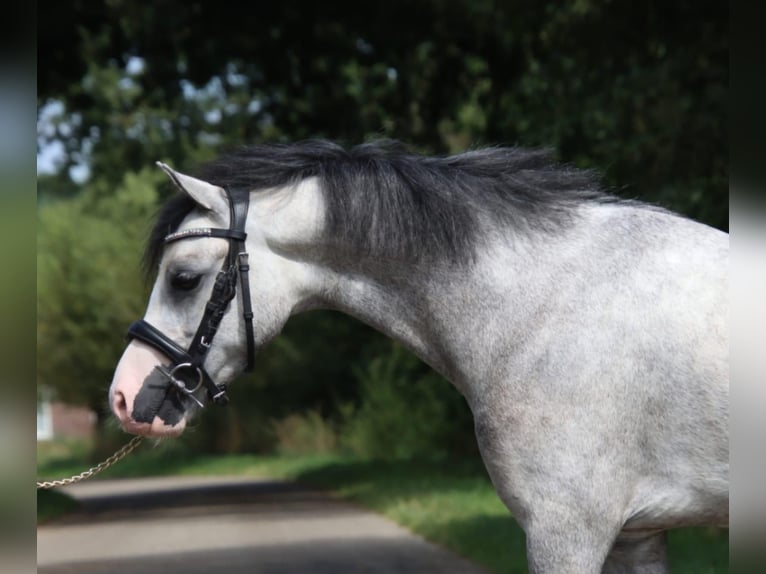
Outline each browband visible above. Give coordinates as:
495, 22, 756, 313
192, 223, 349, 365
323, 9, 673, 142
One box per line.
164, 227, 247, 244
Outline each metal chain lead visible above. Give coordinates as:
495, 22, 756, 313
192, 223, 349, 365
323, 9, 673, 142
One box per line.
36, 436, 144, 490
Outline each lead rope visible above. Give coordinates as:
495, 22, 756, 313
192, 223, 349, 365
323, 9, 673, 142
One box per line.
36, 436, 144, 490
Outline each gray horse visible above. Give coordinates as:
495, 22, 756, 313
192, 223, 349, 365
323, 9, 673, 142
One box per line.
110, 141, 728, 573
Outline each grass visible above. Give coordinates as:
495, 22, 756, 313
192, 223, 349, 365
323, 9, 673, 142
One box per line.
37, 439, 728, 573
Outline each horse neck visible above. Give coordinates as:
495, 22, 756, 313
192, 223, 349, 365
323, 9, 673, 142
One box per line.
249, 180, 563, 398
310, 243, 540, 399
319, 258, 460, 376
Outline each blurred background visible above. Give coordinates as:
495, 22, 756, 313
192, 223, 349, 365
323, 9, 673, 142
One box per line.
36, 0, 729, 572
36, 1, 727, 570
37, 0, 727, 458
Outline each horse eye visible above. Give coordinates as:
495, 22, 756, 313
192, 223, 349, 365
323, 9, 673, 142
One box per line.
170, 272, 202, 292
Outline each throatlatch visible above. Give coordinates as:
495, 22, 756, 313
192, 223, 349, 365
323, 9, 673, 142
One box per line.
127, 186, 255, 408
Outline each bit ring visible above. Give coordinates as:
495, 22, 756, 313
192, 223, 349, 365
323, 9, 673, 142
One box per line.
168, 363, 204, 395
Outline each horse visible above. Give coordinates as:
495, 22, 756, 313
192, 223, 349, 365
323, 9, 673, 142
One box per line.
109, 140, 728, 573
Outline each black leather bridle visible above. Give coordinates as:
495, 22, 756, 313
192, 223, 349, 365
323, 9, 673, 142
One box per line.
126, 187, 255, 407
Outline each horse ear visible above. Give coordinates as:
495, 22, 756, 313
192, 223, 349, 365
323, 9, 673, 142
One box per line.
156, 161, 228, 214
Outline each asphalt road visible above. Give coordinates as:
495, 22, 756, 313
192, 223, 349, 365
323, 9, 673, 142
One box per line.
37, 476, 490, 574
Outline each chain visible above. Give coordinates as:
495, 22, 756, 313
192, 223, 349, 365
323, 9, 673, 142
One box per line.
36, 436, 144, 490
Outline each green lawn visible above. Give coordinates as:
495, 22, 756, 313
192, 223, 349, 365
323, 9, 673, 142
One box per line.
37, 440, 728, 573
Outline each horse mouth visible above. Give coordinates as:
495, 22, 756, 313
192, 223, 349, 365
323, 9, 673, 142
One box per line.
128, 365, 200, 433
111, 364, 196, 438
117, 413, 188, 438
147, 416, 187, 437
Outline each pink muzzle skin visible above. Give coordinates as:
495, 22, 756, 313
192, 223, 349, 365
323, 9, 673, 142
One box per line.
110, 340, 188, 437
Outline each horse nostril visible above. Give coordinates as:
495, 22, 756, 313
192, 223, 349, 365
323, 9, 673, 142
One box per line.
112, 390, 129, 420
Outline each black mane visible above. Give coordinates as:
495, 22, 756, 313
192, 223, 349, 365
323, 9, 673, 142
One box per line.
146, 139, 619, 274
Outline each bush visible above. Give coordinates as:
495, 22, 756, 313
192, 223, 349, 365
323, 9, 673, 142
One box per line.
340, 343, 475, 461
273, 410, 338, 455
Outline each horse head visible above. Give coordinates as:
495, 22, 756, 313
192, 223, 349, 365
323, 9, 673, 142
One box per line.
109, 163, 320, 436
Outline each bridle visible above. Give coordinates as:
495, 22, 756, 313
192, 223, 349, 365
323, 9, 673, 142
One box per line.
126, 187, 255, 407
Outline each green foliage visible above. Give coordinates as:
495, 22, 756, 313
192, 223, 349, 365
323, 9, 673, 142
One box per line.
37, 169, 160, 412
273, 410, 338, 455
38, 0, 726, 229
340, 344, 474, 461
169, 311, 389, 456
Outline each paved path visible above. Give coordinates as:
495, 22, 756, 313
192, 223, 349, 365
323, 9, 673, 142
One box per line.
38, 476, 490, 573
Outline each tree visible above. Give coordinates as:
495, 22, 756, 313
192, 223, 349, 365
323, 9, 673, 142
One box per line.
38, 0, 726, 228
37, 169, 160, 426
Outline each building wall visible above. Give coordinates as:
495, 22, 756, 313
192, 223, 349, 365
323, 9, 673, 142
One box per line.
38, 401, 96, 441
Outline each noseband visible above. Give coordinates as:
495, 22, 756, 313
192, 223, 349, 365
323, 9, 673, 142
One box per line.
126, 187, 255, 406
